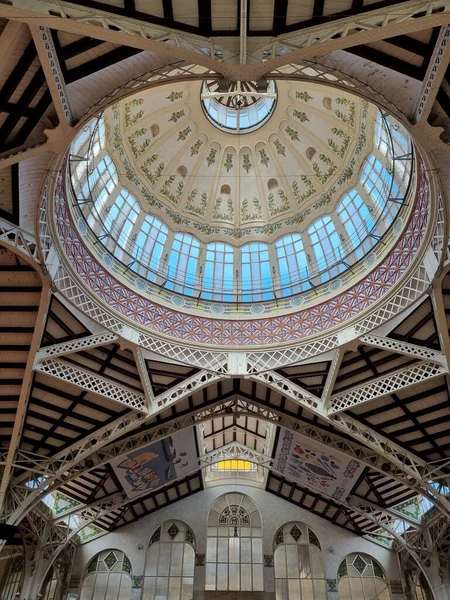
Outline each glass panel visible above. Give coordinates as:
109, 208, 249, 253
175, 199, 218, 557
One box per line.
253, 564, 264, 592
182, 546, 195, 578
241, 538, 251, 563
217, 537, 228, 562
206, 538, 217, 562
241, 564, 252, 591
142, 577, 156, 600
229, 538, 240, 563
117, 576, 131, 600
170, 543, 183, 577
339, 578, 352, 600
288, 578, 300, 599
205, 564, 216, 590
158, 544, 171, 577
229, 564, 240, 591
168, 576, 181, 600
301, 579, 314, 600
252, 537, 262, 563
217, 563, 228, 591
276, 579, 288, 600
286, 544, 299, 578
155, 576, 169, 598
105, 573, 120, 600
274, 546, 287, 579
181, 578, 193, 600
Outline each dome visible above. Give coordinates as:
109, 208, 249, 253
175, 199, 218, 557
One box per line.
67, 78, 413, 309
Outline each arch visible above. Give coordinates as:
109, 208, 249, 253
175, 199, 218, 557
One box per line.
268, 178, 278, 190
0, 556, 23, 600
337, 553, 391, 600
220, 184, 231, 195
273, 522, 327, 599
143, 520, 195, 600
80, 549, 132, 600
322, 97, 332, 110
205, 492, 264, 592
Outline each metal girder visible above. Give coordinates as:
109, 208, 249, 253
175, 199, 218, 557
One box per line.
329, 361, 447, 414
133, 346, 155, 411
35, 333, 119, 361
33, 357, 148, 412
249, 370, 322, 412
0, 217, 42, 266
5, 369, 219, 525
2, 0, 449, 80
199, 442, 273, 469
414, 25, 450, 124
0, 279, 50, 516
29, 25, 73, 126
359, 334, 447, 366
248, 371, 450, 518
322, 348, 343, 407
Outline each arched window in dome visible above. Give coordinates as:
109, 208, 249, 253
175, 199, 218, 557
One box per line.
360, 154, 399, 224
337, 553, 390, 600
105, 189, 140, 259
241, 242, 273, 302
307, 216, 343, 281
205, 493, 263, 592
273, 522, 327, 599
143, 521, 195, 600
374, 110, 389, 156
132, 215, 168, 281
80, 549, 132, 600
337, 190, 376, 260
0, 556, 23, 600
72, 115, 105, 160
85, 154, 118, 223
275, 234, 310, 296
166, 233, 200, 296
202, 242, 234, 301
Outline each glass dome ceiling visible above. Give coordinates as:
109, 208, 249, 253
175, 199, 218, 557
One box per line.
68, 79, 413, 306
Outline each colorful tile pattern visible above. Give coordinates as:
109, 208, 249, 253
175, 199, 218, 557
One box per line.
55, 158, 429, 347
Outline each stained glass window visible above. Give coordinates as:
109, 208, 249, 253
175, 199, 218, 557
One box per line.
337, 553, 390, 600
143, 520, 195, 600
273, 522, 327, 599
206, 493, 263, 592
80, 549, 132, 600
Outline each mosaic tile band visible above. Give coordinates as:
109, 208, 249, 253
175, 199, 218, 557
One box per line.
53, 157, 429, 347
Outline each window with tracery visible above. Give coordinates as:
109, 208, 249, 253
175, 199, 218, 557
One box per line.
106, 190, 140, 259
0, 557, 23, 600
206, 493, 263, 592
143, 520, 195, 600
273, 522, 327, 599
80, 549, 132, 600
337, 553, 390, 600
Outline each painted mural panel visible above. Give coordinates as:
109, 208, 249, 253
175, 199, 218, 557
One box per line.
273, 427, 364, 500
111, 429, 197, 499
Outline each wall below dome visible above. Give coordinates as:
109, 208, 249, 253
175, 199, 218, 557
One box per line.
70, 486, 404, 598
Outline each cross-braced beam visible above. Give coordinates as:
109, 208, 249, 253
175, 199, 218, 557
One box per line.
2, 0, 449, 80
414, 25, 450, 124
329, 361, 447, 414
35, 332, 119, 361
359, 334, 447, 366
33, 357, 147, 412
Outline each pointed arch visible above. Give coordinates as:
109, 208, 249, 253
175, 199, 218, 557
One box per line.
80, 549, 132, 600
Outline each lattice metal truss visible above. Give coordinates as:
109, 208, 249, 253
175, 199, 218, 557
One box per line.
329, 361, 447, 413
34, 357, 147, 412
35, 333, 119, 360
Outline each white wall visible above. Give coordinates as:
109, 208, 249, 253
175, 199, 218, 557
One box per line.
72, 485, 402, 596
